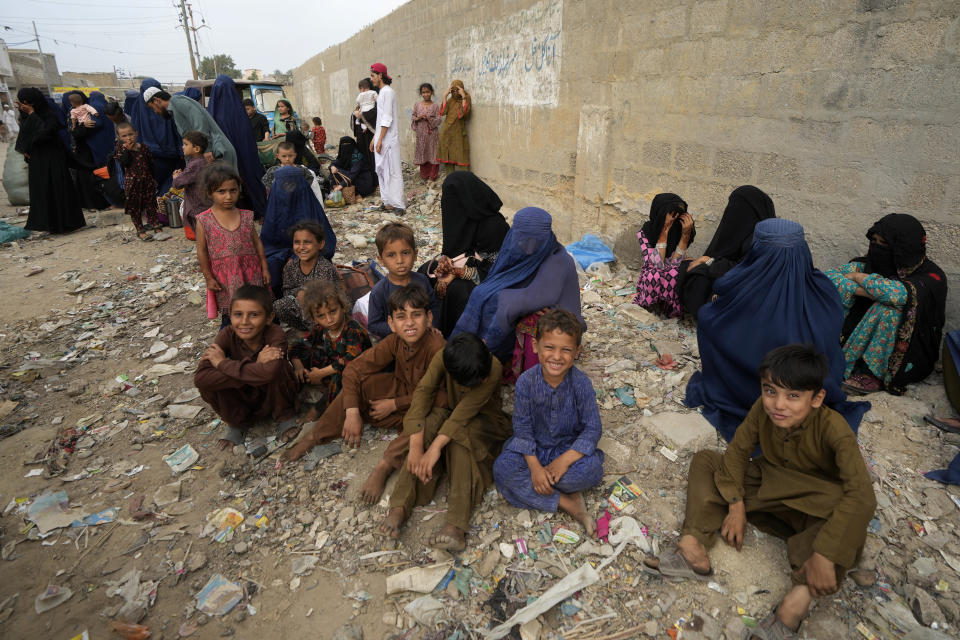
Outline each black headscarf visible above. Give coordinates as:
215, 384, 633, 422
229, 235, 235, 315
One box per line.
843, 213, 947, 394
640, 192, 692, 255
440, 172, 509, 257
704, 185, 775, 261
16, 88, 50, 114
334, 136, 357, 168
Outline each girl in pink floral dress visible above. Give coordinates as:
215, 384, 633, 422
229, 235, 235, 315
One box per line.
411, 83, 442, 181
633, 193, 695, 318
196, 163, 270, 326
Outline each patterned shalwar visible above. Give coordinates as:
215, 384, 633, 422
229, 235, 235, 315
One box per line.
632, 230, 684, 318
493, 365, 605, 512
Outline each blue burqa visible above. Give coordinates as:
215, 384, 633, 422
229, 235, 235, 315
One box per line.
925, 329, 960, 484
84, 92, 116, 167
177, 87, 202, 101
124, 78, 183, 194
260, 166, 336, 298
206, 75, 267, 217
685, 218, 870, 441
452, 207, 583, 359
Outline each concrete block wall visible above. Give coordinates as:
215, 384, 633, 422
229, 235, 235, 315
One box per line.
293, 0, 960, 328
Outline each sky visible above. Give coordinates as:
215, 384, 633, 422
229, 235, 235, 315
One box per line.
1, 0, 408, 84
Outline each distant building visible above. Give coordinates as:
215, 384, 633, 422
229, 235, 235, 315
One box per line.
61, 70, 118, 88
9, 48, 61, 90
243, 68, 265, 81
0, 40, 13, 105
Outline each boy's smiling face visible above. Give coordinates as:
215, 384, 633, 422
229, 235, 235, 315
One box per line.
230, 299, 273, 347
534, 328, 580, 386
387, 303, 431, 345
760, 375, 825, 430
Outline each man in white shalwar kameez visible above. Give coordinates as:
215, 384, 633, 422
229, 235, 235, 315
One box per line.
369, 63, 405, 211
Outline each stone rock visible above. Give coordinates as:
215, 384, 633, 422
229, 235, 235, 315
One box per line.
340, 506, 355, 522
616, 303, 658, 325
911, 588, 945, 627
642, 620, 659, 637
477, 549, 500, 577
643, 411, 717, 450
913, 556, 938, 578
186, 552, 207, 573
297, 511, 315, 525
519, 618, 541, 640
596, 435, 632, 468
67, 380, 87, 397
233, 542, 247, 555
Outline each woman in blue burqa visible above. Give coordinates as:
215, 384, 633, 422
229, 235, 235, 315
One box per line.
452, 207, 583, 370
67, 90, 115, 210
123, 78, 183, 194
685, 218, 870, 441
206, 75, 267, 217
260, 166, 336, 299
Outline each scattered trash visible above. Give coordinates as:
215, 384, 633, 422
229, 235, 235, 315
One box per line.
195, 574, 243, 616
34, 584, 73, 613
164, 444, 199, 474
606, 476, 643, 511
202, 507, 244, 542
552, 528, 580, 544
111, 622, 150, 640
26, 490, 81, 534
386, 562, 454, 594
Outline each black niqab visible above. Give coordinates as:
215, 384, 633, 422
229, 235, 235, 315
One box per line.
639, 192, 692, 256
704, 185, 776, 261
440, 172, 509, 257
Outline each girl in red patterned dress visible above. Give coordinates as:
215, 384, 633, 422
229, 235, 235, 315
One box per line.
311, 117, 326, 154
196, 163, 270, 327
411, 83, 441, 181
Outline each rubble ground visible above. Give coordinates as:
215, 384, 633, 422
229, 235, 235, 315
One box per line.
0, 157, 958, 639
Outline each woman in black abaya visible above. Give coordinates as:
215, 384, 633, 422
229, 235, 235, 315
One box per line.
15, 88, 86, 234
420, 172, 510, 336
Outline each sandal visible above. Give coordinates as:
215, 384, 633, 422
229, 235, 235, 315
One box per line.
137, 232, 154, 242
924, 415, 960, 435
742, 611, 799, 640
644, 547, 714, 581
841, 373, 883, 396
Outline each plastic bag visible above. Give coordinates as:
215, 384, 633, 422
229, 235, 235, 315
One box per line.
565, 234, 615, 269
2, 144, 29, 206
0, 221, 30, 243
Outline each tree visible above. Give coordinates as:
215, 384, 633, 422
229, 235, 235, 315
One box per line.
248, 70, 259, 81
198, 54, 241, 80
272, 68, 293, 84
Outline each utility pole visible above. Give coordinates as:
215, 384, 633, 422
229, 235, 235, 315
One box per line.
187, 4, 203, 70
178, 0, 198, 80
32, 21, 53, 96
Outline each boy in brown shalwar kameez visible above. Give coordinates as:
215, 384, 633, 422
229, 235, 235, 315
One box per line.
195, 286, 299, 450
282, 286, 447, 504
379, 332, 511, 550
646, 345, 876, 640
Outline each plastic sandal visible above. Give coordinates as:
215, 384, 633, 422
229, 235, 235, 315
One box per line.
924, 415, 960, 435
646, 547, 714, 581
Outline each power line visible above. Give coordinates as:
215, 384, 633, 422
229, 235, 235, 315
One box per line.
26, 0, 172, 6
1, 24, 175, 56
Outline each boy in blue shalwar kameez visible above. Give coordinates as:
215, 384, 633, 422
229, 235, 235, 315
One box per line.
493, 309, 604, 535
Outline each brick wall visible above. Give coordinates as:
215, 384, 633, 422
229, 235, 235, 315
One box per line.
293, 0, 960, 328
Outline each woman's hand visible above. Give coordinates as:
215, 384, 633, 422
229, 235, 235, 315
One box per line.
330, 166, 338, 174
679, 213, 694, 237
687, 255, 711, 270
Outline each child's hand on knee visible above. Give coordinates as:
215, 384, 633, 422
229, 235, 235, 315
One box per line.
531, 465, 554, 495
802, 552, 837, 597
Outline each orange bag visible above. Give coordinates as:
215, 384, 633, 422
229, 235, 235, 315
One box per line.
93, 166, 110, 179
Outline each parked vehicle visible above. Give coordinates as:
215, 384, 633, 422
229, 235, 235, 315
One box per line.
184, 79, 287, 128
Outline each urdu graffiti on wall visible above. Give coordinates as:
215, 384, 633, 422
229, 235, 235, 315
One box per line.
447, 0, 563, 108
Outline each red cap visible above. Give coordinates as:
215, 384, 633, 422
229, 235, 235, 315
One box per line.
370, 63, 390, 79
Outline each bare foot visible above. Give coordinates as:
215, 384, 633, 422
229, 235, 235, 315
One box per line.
558, 492, 596, 537
359, 459, 393, 504
378, 507, 406, 539
429, 523, 466, 550
281, 441, 309, 462
217, 439, 233, 451
675, 534, 712, 573
279, 425, 301, 443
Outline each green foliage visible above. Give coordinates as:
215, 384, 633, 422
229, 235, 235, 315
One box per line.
198, 54, 241, 80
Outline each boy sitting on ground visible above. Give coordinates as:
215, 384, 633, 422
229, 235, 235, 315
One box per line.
645, 344, 876, 640
282, 286, 446, 504
493, 309, 604, 535
380, 332, 512, 550
194, 285, 299, 450
366, 222, 439, 339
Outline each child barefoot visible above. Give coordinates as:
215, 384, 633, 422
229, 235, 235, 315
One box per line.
171, 130, 210, 240
196, 163, 270, 327
290, 281, 371, 427
273, 221, 339, 329
645, 345, 876, 639
380, 332, 511, 550
282, 286, 445, 504
195, 285, 298, 450
366, 222, 440, 339
115, 121, 157, 241
493, 309, 605, 535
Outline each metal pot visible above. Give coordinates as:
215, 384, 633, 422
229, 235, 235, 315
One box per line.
165, 198, 183, 228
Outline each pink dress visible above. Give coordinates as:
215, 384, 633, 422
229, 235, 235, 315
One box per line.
632, 231, 684, 318
411, 101, 442, 166
197, 208, 265, 313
